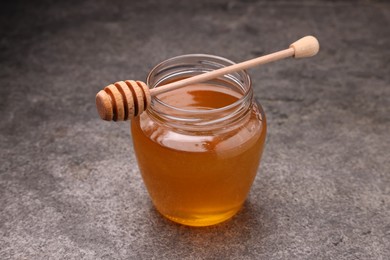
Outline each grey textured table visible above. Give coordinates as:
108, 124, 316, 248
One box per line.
1, 1, 389, 259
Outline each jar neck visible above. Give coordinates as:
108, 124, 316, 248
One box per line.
146, 54, 253, 131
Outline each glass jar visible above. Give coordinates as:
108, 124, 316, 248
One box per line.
131, 54, 266, 226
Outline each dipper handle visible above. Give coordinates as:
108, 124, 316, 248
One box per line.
96, 35, 319, 121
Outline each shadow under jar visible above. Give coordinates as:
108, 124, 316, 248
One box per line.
131, 54, 267, 227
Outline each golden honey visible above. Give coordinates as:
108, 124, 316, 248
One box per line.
131, 55, 266, 226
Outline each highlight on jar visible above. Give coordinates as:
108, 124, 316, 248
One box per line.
95, 36, 320, 227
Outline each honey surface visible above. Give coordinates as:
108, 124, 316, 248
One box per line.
131, 84, 266, 226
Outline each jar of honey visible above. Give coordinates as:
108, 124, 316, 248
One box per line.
131, 54, 267, 226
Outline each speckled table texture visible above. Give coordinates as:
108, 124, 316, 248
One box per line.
1, 0, 389, 259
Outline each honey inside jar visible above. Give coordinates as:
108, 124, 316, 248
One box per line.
131, 80, 266, 226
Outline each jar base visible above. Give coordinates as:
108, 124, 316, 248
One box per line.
158, 206, 242, 227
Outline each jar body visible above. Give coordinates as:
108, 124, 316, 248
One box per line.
131, 55, 266, 226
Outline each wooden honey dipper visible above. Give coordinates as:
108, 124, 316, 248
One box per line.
96, 35, 319, 121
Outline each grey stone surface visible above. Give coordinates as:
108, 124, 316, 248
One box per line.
1, 0, 389, 259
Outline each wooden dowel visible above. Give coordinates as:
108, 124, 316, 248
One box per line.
151, 48, 295, 96
150, 35, 319, 96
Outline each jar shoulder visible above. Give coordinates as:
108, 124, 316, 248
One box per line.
131, 104, 266, 153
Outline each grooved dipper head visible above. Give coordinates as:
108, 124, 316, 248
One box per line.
95, 80, 151, 121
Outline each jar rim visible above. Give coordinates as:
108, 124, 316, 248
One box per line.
145, 54, 253, 128
146, 54, 252, 115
